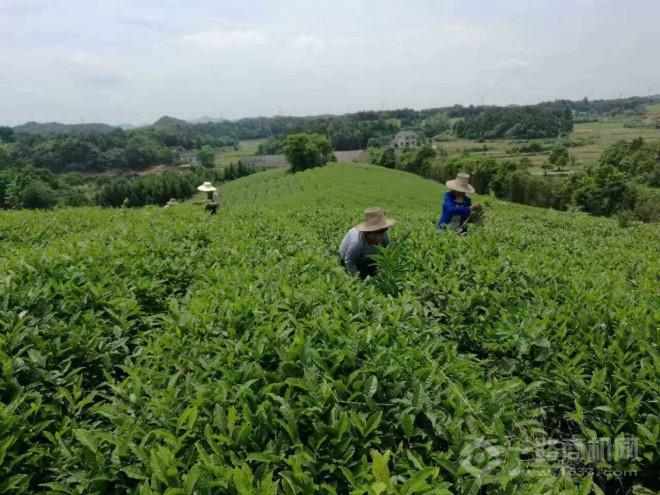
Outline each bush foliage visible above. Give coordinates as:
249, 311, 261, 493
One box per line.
1, 164, 658, 494
284, 133, 334, 172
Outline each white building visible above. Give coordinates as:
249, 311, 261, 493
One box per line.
391, 131, 418, 149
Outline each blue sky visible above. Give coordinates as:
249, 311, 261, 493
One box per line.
1, 0, 659, 125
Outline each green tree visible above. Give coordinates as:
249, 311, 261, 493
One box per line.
20, 179, 58, 209
0, 144, 11, 169
284, 133, 333, 172
572, 164, 634, 216
548, 144, 569, 171
198, 145, 215, 169
560, 107, 574, 134
599, 138, 659, 187
61, 188, 90, 207
0, 170, 11, 207
3, 179, 21, 209
257, 136, 285, 155
377, 147, 397, 169
632, 188, 660, 223
0, 126, 14, 143
399, 143, 436, 176
421, 113, 450, 138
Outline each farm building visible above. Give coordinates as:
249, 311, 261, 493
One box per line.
178, 150, 199, 168
392, 131, 418, 149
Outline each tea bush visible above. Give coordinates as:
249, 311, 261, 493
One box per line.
0, 163, 658, 494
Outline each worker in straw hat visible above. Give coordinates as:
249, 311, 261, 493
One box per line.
197, 181, 219, 214
339, 207, 395, 278
437, 172, 482, 233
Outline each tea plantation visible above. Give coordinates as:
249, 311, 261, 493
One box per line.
0, 164, 658, 494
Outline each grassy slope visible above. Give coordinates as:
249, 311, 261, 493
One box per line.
214, 139, 267, 167
437, 120, 660, 172
646, 103, 660, 115
1, 163, 658, 494
571, 120, 659, 164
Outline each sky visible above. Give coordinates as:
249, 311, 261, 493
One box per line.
1, 0, 659, 126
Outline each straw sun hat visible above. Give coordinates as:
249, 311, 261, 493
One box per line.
445, 173, 475, 194
356, 207, 395, 232
197, 181, 216, 192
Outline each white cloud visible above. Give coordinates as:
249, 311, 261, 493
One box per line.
495, 56, 530, 70
289, 34, 325, 51
1, 0, 659, 124
66, 50, 104, 68
181, 29, 269, 50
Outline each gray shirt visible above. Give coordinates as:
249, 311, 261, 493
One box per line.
338, 227, 390, 275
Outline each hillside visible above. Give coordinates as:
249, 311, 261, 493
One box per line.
150, 115, 191, 128
1, 164, 658, 494
12, 121, 118, 135
188, 116, 228, 124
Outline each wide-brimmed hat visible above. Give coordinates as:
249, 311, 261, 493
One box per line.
165, 198, 178, 206
197, 181, 216, 192
446, 173, 475, 194
356, 207, 395, 232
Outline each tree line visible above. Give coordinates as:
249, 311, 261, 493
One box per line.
4, 94, 656, 174
453, 106, 573, 140
0, 162, 256, 210
95, 166, 253, 207
368, 138, 659, 222
1, 94, 656, 214
255, 105, 570, 153
0, 126, 237, 174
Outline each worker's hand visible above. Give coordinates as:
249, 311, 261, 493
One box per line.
471, 204, 483, 212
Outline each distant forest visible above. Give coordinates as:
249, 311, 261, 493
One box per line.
2, 94, 657, 172
0, 94, 658, 213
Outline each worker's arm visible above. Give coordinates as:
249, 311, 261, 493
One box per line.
341, 237, 365, 276
339, 229, 361, 276
343, 247, 361, 275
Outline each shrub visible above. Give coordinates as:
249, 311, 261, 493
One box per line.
376, 146, 396, 169
633, 188, 660, 222
198, 145, 216, 168
616, 209, 635, 227
284, 133, 333, 172
548, 144, 569, 171
599, 138, 660, 187
61, 188, 91, 207
398, 143, 436, 176
572, 164, 635, 217
20, 179, 58, 209
257, 136, 285, 155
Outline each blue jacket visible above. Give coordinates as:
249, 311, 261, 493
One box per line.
438, 191, 471, 228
